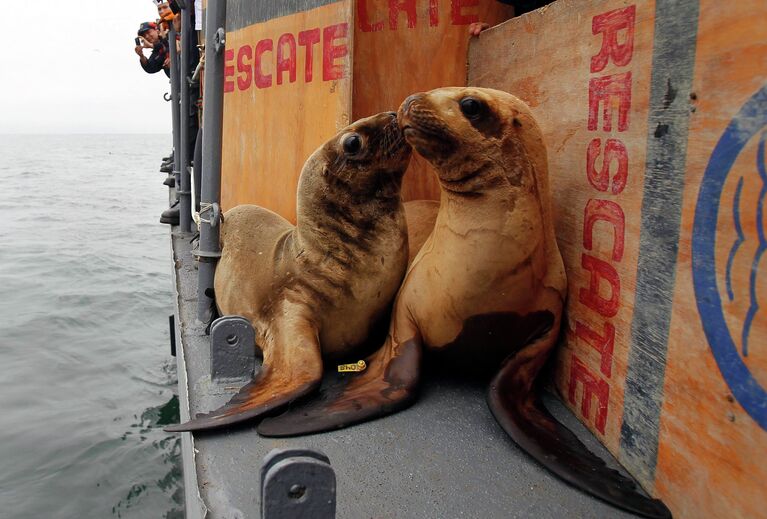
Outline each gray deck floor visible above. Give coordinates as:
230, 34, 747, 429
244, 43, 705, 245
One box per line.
170, 228, 641, 519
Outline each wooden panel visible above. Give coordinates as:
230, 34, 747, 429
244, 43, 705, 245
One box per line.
655, 1, 767, 517
220, 1, 353, 221
352, 0, 513, 202
472, 0, 657, 462
469, 1, 767, 518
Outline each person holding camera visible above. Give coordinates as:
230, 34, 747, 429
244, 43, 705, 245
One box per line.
134, 22, 170, 77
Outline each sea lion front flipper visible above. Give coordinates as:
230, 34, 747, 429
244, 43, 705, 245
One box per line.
258, 334, 422, 437
165, 314, 322, 433
487, 331, 672, 518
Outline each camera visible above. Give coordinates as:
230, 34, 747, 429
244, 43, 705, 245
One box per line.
135, 37, 142, 46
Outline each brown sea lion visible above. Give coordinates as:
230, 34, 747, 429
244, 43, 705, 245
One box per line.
403, 200, 439, 264
166, 111, 412, 432
259, 88, 671, 518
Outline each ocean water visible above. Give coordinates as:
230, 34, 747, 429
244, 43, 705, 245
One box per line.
0, 135, 183, 518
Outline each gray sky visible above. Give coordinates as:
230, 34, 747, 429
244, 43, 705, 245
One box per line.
0, 1, 172, 134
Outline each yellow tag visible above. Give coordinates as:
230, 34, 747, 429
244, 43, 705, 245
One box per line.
338, 360, 367, 373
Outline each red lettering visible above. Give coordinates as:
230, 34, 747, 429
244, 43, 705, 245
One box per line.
358, 0, 384, 32
588, 72, 632, 132
298, 29, 321, 82
583, 199, 625, 262
323, 23, 349, 81
236, 45, 253, 91
389, 0, 417, 29
576, 320, 615, 377
451, 0, 479, 25
591, 5, 636, 73
429, 0, 439, 26
568, 355, 609, 434
579, 254, 620, 317
254, 39, 273, 89
586, 138, 628, 194
276, 33, 297, 85
224, 49, 235, 93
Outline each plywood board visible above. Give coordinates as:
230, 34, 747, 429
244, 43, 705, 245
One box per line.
352, 0, 513, 202
220, 1, 353, 222
469, 1, 767, 517
655, 2, 767, 517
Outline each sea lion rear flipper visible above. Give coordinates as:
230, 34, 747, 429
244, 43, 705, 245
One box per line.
165, 316, 322, 433
257, 335, 422, 437
487, 330, 672, 518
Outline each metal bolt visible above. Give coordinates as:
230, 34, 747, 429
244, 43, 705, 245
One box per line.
288, 484, 306, 500
214, 28, 226, 53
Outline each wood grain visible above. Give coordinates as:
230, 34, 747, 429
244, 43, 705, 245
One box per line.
469, 1, 767, 517
352, 0, 513, 202
220, 2, 353, 221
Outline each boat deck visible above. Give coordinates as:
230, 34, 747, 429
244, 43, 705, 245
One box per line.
170, 227, 642, 519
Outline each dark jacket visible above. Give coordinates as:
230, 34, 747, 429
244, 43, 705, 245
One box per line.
141, 38, 170, 78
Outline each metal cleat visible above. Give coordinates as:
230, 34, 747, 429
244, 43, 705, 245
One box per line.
261, 448, 336, 519
209, 316, 255, 381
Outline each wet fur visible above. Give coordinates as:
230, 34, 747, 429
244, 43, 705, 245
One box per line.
165, 112, 411, 432
259, 88, 670, 519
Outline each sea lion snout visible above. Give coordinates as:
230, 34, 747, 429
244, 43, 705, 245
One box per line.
345, 111, 411, 164
400, 94, 422, 117
397, 92, 460, 164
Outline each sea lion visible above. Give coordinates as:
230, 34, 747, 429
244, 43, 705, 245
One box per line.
403, 200, 439, 264
258, 88, 671, 518
166, 111, 412, 432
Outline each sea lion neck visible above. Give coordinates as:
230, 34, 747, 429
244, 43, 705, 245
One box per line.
438, 184, 513, 230
293, 176, 406, 258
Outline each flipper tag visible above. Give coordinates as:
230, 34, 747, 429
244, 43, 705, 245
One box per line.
337, 360, 366, 373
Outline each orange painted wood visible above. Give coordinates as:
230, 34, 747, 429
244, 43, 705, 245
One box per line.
220, 2, 353, 222
219, 1, 513, 218
469, 1, 767, 518
471, 0, 656, 460
352, 0, 513, 202
654, 2, 767, 518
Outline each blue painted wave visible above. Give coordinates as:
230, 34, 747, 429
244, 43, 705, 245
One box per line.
726, 176, 745, 302
742, 131, 767, 357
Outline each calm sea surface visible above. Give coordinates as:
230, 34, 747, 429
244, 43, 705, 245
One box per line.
0, 135, 182, 518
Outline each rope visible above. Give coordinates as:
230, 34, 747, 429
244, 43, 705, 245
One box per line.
199, 201, 221, 226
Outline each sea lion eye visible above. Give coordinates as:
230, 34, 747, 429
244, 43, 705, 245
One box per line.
342, 134, 363, 155
459, 97, 483, 119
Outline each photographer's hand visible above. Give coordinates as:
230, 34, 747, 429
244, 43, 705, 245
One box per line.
135, 45, 144, 56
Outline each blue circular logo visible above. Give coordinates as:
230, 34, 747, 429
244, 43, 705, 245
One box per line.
692, 85, 767, 430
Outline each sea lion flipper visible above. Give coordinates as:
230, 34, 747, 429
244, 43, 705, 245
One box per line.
165, 317, 323, 433
257, 335, 422, 437
487, 330, 672, 519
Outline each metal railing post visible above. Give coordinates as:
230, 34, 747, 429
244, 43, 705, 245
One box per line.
196, 0, 227, 322
178, 4, 194, 232
169, 24, 181, 199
